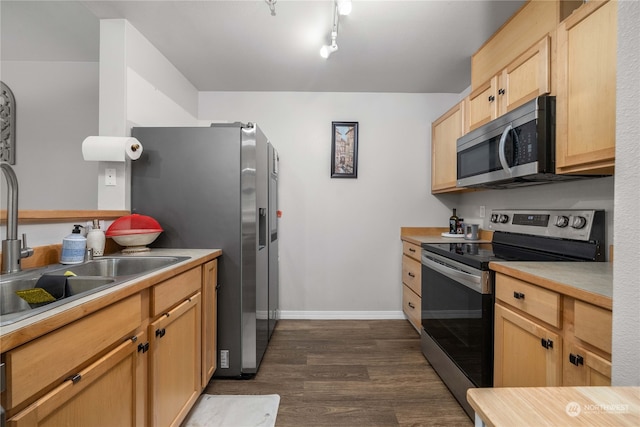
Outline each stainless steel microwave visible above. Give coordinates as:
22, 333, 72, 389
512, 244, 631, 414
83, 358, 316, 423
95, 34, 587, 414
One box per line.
456, 95, 582, 189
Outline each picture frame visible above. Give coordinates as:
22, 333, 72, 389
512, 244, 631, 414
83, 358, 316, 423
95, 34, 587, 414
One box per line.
331, 121, 359, 178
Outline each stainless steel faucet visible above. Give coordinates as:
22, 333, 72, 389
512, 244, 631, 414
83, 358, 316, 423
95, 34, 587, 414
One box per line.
1, 163, 33, 273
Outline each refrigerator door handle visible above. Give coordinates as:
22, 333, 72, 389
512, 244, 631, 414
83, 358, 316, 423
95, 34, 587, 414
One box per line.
258, 208, 267, 250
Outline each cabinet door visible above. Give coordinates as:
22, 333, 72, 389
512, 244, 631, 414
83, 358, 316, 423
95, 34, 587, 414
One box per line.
498, 35, 550, 115
494, 303, 562, 387
468, 75, 498, 131
564, 343, 612, 386
202, 260, 218, 387
9, 333, 144, 427
149, 293, 202, 427
431, 100, 467, 193
556, 0, 616, 174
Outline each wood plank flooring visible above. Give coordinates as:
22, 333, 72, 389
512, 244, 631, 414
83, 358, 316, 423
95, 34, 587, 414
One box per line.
204, 320, 472, 426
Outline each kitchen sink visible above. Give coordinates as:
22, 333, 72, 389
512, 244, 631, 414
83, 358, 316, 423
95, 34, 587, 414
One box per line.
53, 256, 187, 277
0, 255, 190, 327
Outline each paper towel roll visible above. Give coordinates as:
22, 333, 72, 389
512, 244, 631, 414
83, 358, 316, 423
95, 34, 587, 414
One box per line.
82, 136, 143, 161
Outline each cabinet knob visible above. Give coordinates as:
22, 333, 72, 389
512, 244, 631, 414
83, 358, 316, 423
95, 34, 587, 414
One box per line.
66, 373, 82, 384
498, 88, 506, 95
488, 95, 495, 102
569, 353, 584, 366
138, 342, 150, 353
513, 291, 525, 300
541, 338, 554, 349
156, 328, 166, 338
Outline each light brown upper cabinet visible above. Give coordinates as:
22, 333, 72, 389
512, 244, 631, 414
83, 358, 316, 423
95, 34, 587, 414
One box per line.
431, 99, 468, 193
469, 36, 551, 131
556, 0, 617, 175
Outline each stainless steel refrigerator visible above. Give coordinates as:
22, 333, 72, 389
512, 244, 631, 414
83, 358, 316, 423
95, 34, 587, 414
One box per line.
130, 122, 279, 378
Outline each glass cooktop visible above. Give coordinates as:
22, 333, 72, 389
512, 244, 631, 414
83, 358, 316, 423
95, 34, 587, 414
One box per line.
421, 240, 586, 271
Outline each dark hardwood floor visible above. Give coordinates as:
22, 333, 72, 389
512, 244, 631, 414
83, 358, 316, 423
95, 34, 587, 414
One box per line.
204, 320, 473, 427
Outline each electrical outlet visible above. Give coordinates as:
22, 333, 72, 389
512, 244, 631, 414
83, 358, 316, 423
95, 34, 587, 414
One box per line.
220, 350, 229, 369
105, 168, 117, 186
479, 205, 486, 218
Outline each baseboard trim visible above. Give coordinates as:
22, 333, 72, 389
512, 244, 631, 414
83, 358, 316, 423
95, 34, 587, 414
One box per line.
279, 310, 406, 320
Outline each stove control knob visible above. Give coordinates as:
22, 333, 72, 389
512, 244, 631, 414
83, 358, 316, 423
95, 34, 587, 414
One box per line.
571, 216, 587, 229
555, 215, 569, 228
498, 214, 509, 224
490, 213, 499, 223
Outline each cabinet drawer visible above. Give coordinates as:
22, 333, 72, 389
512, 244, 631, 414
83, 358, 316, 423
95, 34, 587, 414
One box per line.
402, 284, 421, 334
402, 255, 421, 297
496, 274, 561, 328
152, 267, 201, 316
4, 294, 141, 409
574, 300, 612, 354
402, 241, 421, 261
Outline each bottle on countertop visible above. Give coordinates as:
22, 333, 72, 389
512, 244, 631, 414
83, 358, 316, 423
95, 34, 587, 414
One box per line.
449, 209, 459, 234
60, 224, 87, 264
86, 219, 106, 257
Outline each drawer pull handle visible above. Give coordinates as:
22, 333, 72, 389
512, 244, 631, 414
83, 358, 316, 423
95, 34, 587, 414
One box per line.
540, 338, 553, 349
66, 374, 82, 384
156, 328, 166, 338
569, 353, 584, 366
513, 291, 525, 300
409, 248, 416, 252
138, 342, 150, 353
408, 272, 415, 278
408, 302, 415, 309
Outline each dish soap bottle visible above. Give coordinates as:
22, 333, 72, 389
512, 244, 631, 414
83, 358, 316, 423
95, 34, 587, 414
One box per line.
449, 209, 459, 234
60, 224, 87, 264
86, 219, 106, 257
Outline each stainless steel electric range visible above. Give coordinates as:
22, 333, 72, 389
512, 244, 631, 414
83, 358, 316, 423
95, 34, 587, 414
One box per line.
420, 209, 605, 419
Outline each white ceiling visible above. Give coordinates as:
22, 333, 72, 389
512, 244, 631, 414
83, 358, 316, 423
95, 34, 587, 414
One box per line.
1, 0, 525, 93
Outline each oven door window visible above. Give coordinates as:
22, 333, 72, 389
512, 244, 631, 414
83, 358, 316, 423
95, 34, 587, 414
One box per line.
421, 264, 493, 387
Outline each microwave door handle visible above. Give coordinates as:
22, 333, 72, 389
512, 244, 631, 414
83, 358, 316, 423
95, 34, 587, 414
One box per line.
498, 124, 513, 175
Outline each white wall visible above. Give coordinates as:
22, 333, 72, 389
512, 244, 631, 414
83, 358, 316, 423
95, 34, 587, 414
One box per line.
199, 92, 458, 318
612, 0, 640, 386
96, 19, 200, 210
0, 61, 99, 210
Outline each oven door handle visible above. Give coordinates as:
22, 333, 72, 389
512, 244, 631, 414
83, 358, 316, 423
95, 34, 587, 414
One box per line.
423, 256, 482, 294
498, 123, 513, 175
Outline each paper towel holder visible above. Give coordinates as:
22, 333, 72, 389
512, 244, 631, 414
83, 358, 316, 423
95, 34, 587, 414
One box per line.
82, 136, 144, 162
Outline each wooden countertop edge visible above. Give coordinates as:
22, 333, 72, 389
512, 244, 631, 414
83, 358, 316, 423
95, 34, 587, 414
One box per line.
0, 249, 222, 351
467, 386, 640, 427
400, 227, 446, 237
0, 209, 130, 223
489, 262, 612, 310
401, 227, 493, 245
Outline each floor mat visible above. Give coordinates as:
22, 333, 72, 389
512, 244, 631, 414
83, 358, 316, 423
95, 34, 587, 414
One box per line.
183, 394, 280, 427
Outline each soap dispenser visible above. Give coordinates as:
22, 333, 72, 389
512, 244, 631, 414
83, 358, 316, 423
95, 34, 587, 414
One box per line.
60, 224, 87, 264
86, 219, 106, 257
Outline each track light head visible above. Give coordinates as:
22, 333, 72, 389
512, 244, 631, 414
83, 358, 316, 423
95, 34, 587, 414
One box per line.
320, 43, 339, 59
337, 0, 352, 16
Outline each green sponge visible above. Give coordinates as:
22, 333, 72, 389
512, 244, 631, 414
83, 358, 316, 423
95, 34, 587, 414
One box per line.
16, 288, 57, 304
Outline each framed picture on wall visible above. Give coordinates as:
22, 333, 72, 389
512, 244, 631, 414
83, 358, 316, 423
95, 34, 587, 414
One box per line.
331, 121, 358, 178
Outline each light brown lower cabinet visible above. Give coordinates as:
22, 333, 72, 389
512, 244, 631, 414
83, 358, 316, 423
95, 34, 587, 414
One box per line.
494, 303, 562, 387
2, 260, 219, 427
149, 292, 202, 427
494, 271, 612, 388
9, 332, 145, 427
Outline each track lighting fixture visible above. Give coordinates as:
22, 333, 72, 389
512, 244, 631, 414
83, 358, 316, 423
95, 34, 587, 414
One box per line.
320, 0, 351, 59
